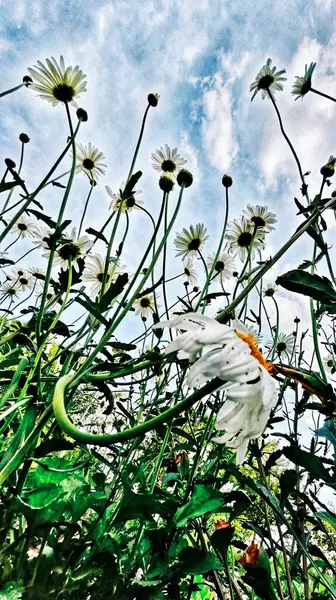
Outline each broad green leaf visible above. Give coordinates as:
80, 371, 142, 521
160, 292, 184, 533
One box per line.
276, 269, 336, 305
85, 227, 108, 244
315, 420, 336, 454
0, 582, 23, 600
279, 470, 299, 507
98, 273, 129, 312
211, 526, 234, 558
174, 484, 223, 527
283, 446, 333, 484
178, 547, 222, 575
22, 483, 63, 508
315, 511, 336, 529
271, 363, 335, 403
113, 485, 172, 526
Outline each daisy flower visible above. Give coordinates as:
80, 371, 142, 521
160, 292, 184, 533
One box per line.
174, 224, 209, 259
266, 332, 295, 361
0, 280, 21, 300
47, 228, 92, 272
226, 217, 264, 262
75, 143, 107, 181
8, 214, 38, 239
151, 144, 187, 178
133, 294, 158, 319
32, 226, 54, 249
82, 254, 122, 297
106, 182, 143, 212
206, 251, 235, 283
323, 354, 336, 375
242, 205, 277, 233
27, 56, 87, 106
292, 62, 316, 101
183, 258, 198, 285
263, 283, 277, 297
28, 266, 46, 291
8, 267, 34, 291
232, 318, 262, 348
250, 58, 287, 101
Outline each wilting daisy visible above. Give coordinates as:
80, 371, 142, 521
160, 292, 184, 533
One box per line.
75, 143, 106, 181
8, 214, 38, 239
226, 217, 264, 262
106, 182, 143, 212
27, 56, 87, 106
266, 332, 295, 361
47, 228, 92, 272
242, 205, 277, 233
8, 267, 34, 291
292, 62, 316, 101
133, 294, 158, 319
250, 58, 287, 101
206, 251, 235, 283
151, 144, 187, 178
154, 313, 277, 464
323, 354, 335, 375
82, 254, 122, 297
174, 224, 209, 259
263, 283, 277, 297
183, 258, 198, 285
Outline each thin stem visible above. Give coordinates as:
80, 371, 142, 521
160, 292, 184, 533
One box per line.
0, 82, 25, 99
311, 87, 336, 103
126, 104, 150, 182
78, 183, 94, 238
270, 296, 280, 361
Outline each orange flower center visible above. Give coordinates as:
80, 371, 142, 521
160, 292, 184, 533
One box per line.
235, 331, 273, 373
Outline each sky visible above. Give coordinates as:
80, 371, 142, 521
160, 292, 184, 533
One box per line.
0, 0, 336, 346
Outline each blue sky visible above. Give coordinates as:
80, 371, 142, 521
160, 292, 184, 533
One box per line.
1, 0, 336, 344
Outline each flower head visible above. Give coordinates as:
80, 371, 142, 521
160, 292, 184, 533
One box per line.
106, 182, 143, 212
75, 143, 106, 181
32, 226, 54, 249
82, 254, 122, 297
263, 283, 277, 297
174, 224, 209, 259
47, 228, 92, 272
267, 332, 295, 361
292, 62, 316, 101
0, 280, 21, 300
242, 205, 277, 233
183, 258, 198, 285
133, 294, 158, 319
28, 266, 46, 292
226, 217, 264, 262
250, 58, 287, 101
323, 354, 335, 375
27, 56, 87, 106
151, 144, 187, 179
8, 267, 34, 291
214, 519, 232, 530
9, 214, 38, 239
206, 251, 235, 283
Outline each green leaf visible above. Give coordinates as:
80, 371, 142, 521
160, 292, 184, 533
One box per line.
98, 273, 129, 312
315, 511, 336, 529
0, 582, 23, 600
26, 209, 57, 229
85, 227, 108, 244
178, 548, 222, 575
113, 485, 170, 526
0, 181, 20, 194
315, 420, 336, 455
34, 438, 75, 457
279, 470, 298, 507
109, 341, 137, 351
282, 446, 333, 484
276, 269, 336, 305
122, 171, 142, 199
174, 484, 223, 527
21, 483, 63, 508
272, 363, 335, 403
211, 526, 234, 559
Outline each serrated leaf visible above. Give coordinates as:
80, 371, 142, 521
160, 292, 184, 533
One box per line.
276, 269, 336, 305
174, 484, 223, 527
26, 209, 57, 229
0, 181, 20, 194
98, 273, 129, 312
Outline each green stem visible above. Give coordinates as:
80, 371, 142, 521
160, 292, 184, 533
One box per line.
78, 183, 94, 238
0, 82, 25, 99
270, 296, 280, 361
311, 87, 336, 103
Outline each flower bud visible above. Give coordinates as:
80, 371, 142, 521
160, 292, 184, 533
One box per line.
294, 316, 300, 323
177, 169, 193, 188
222, 174, 233, 188
159, 174, 174, 192
22, 75, 32, 86
5, 158, 16, 169
90, 179, 97, 187
332, 189, 336, 198
76, 108, 88, 122
214, 518, 232, 530
320, 156, 336, 179
19, 133, 30, 144
148, 93, 160, 107
193, 286, 199, 293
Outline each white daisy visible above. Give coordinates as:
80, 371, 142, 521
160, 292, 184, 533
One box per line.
8, 214, 38, 239
250, 58, 287, 101
292, 62, 316, 101
174, 224, 209, 259
183, 258, 198, 285
8, 267, 34, 291
206, 251, 235, 283
242, 205, 277, 233
32, 226, 54, 249
28, 266, 46, 292
323, 354, 335, 375
0, 280, 21, 300
47, 228, 92, 272
133, 294, 158, 319
106, 182, 143, 212
263, 283, 277, 297
27, 56, 87, 106
226, 217, 264, 262
82, 254, 122, 297
266, 332, 295, 361
75, 143, 107, 181
151, 144, 187, 178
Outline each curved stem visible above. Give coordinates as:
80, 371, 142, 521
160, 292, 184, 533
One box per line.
126, 104, 150, 182
0, 82, 25, 99
311, 87, 336, 103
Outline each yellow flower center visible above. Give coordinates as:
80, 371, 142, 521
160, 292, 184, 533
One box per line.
235, 331, 272, 372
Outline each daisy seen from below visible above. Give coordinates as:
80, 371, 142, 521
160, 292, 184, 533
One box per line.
153, 313, 277, 464
8, 214, 38, 239
263, 283, 277, 297
174, 224, 209, 259
250, 58, 287, 101
28, 267, 46, 292
82, 254, 123, 297
106, 182, 143, 212
206, 251, 236, 284
133, 294, 158, 319
47, 228, 92, 272
292, 62, 316, 101
75, 143, 107, 181
323, 354, 336, 375
226, 217, 264, 262
0, 281, 21, 301
183, 258, 198, 285
27, 56, 87, 106
151, 144, 187, 179
242, 205, 277, 233
8, 267, 34, 291
32, 226, 54, 249
267, 332, 295, 361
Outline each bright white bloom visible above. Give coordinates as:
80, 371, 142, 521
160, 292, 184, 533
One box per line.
206, 251, 235, 283
82, 254, 122, 297
133, 294, 158, 319
226, 217, 264, 262
75, 142, 106, 181
0, 280, 21, 300
266, 332, 295, 360
45, 228, 92, 272
242, 205, 277, 233
27, 56, 87, 106
106, 182, 143, 212
183, 258, 198, 285
8, 267, 34, 291
8, 214, 38, 239
250, 58, 287, 101
174, 224, 209, 259
263, 283, 277, 297
292, 62, 316, 101
323, 354, 336, 375
151, 144, 187, 178
154, 313, 277, 464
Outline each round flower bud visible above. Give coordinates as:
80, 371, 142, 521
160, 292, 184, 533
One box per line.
294, 316, 300, 323
77, 108, 88, 122
332, 189, 336, 198
19, 133, 30, 144
5, 158, 16, 169
184, 281, 190, 287
193, 286, 199, 293
22, 75, 32, 86
90, 179, 97, 187
222, 174, 233, 188
148, 93, 160, 107
320, 156, 336, 179
232, 271, 238, 278
159, 174, 174, 192
177, 169, 193, 188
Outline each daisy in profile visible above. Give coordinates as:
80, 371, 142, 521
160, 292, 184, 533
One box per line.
183, 258, 198, 285
250, 58, 287, 101
226, 217, 264, 261
28, 266, 46, 291
75, 143, 106, 181
82, 254, 123, 297
151, 144, 187, 179
8, 214, 38, 239
106, 182, 143, 212
47, 228, 92, 272
242, 205, 277, 233
292, 62, 316, 101
133, 294, 158, 319
27, 56, 87, 106
8, 267, 34, 291
206, 251, 235, 284
174, 224, 209, 259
